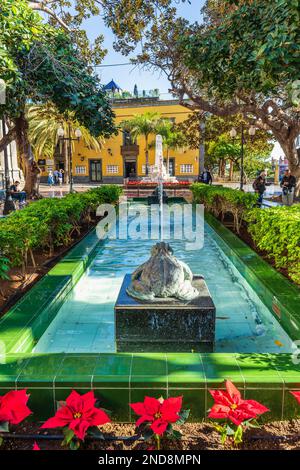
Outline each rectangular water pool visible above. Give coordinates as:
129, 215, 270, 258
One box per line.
34, 212, 293, 354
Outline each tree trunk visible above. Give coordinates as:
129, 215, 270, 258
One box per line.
218, 160, 221, 177
291, 165, 300, 196
63, 141, 69, 184
218, 159, 225, 177
221, 159, 226, 177
15, 113, 41, 198
0, 124, 17, 153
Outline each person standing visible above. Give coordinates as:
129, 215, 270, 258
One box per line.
280, 169, 296, 206
200, 169, 213, 185
53, 169, 59, 185
253, 171, 266, 206
31, 161, 41, 199
58, 169, 64, 186
48, 170, 54, 187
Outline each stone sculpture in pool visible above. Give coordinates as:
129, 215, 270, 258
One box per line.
126, 241, 200, 302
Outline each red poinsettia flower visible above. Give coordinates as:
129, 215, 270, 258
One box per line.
0, 389, 31, 425
41, 390, 110, 441
33, 442, 40, 450
209, 380, 269, 426
130, 396, 182, 435
290, 391, 300, 404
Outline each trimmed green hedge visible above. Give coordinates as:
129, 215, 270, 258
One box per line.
191, 183, 258, 232
191, 183, 258, 209
246, 205, 300, 285
0, 185, 122, 269
191, 183, 300, 285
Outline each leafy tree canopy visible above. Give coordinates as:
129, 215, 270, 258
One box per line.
182, 0, 299, 98
28, 0, 179, 58
177, 112, 273, 176
27, 103, 104, 159
0, 0, 116, 139
177, 113, 273, 151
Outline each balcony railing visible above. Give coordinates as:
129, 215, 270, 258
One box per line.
121, 144, 139, 156
106, 89, 160, 101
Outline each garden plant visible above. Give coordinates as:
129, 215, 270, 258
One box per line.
1, 383, 300, 450
191, 183, 300, 285
0, 185, 122, 272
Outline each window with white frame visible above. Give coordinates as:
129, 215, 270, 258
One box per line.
75, 166, 86, 175
180, 164, 193, 174
142, 165, 155, 174
107, 165, 119, 174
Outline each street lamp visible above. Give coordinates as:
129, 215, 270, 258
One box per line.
199, 121, 206, 177
198, 112, 210, 179
229, 124, 256, 190
249, 125, 256, 137
57, 125, 82, 193
229, 127, 237, 139
2, 117, 15, 215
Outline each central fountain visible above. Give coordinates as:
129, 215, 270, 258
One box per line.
115, 135, 216, 352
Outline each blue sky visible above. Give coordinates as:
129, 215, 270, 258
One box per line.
83, 1, 205, 95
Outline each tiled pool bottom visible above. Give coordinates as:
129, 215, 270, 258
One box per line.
34, 222, 293, 354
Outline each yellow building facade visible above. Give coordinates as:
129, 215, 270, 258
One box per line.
40, 99, 199, 184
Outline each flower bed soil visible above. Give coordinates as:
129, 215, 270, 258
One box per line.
2, 420, 300, 450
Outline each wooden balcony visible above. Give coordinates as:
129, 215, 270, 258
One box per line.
121, 144, 139, 157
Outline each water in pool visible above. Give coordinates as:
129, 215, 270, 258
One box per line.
35, 204, 293, 354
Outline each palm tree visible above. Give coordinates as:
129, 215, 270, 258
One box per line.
155, 120, 186, 174
122, 112, 162, 176
27, 103, 104, 184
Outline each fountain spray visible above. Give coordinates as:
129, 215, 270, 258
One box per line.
156, 134, 164, 241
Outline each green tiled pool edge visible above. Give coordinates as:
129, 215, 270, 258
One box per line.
0, 215, 300, 423
0, 228, 101, 354
205, 213, 300, 341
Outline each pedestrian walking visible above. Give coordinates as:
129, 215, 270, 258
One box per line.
253, 171, 266, 206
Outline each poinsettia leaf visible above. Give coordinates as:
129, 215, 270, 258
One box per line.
95, 405, 111, 417
69, 439, 81, 450
165, 424, 174, 437
221, 432, 227, 445
177, 409, 190, 425
0, 421, 9, 433
243, 418, 260, 429
142, 427, 155, 442
0, 437, 3, 447
213, 423, 225, 433
233, 425, 243, 445
226, 424, 235, 436
57, 400, 66, 410
62, 427, 75, 446
169, 429, 183, 440
88, 427, 105, 440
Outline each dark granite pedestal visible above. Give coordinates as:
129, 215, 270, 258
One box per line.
115, 274, 216, 352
